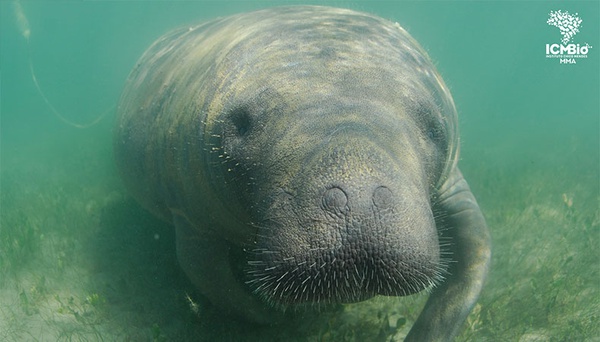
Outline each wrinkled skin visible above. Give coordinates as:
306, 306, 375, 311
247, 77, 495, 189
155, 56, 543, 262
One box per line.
114, 6, 490, 341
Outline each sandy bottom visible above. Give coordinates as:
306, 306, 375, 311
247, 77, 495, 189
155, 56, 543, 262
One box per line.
1, 126, 597, 341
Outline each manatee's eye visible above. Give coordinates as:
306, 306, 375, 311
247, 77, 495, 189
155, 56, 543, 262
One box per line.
427, 118, 447, 147
427, 128, 436, 140
426, 123, 444, 142
414, 102, 446, 146
230, 107, 252, 136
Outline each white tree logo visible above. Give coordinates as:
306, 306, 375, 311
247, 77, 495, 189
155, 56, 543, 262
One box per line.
547, 10, 582, 45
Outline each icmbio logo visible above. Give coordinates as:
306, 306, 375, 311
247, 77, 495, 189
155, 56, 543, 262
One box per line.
545, 10, 593, 64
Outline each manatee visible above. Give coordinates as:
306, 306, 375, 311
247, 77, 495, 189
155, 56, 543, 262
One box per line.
114, 5, 491, 341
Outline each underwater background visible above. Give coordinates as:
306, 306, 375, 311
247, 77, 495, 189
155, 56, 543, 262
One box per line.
1, 1, 598, 341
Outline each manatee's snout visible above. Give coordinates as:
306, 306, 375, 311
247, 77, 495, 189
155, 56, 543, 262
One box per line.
322, 185, 392, 214
247, 145, 443, 306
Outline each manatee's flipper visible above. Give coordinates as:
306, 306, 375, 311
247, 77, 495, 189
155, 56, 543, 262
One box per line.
406, 168, 491, 341
171, 210, 278, 323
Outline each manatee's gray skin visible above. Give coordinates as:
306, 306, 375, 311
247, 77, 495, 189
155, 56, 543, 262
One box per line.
114, 6, 491, 341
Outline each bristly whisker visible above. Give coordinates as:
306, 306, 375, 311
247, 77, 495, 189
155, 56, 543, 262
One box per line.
244, 242, 443, 308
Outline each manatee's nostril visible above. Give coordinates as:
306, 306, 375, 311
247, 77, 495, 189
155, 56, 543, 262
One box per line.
322, 187, 348, 213
372, 186, 393, 209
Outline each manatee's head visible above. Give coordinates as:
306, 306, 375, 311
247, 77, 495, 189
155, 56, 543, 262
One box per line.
203, 6, 458, 307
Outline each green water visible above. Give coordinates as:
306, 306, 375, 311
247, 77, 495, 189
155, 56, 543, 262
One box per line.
1, 1, 598, 341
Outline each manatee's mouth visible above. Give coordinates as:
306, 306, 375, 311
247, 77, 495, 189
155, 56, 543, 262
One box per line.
242, 142, 445, 307
245, 242, 443, 307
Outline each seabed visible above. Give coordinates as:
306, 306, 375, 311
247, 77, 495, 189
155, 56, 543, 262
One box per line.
1, 123, 598, 341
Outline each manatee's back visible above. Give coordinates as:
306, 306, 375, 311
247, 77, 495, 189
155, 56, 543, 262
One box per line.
113, 15, 235, 222
113, 6, 459, 225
